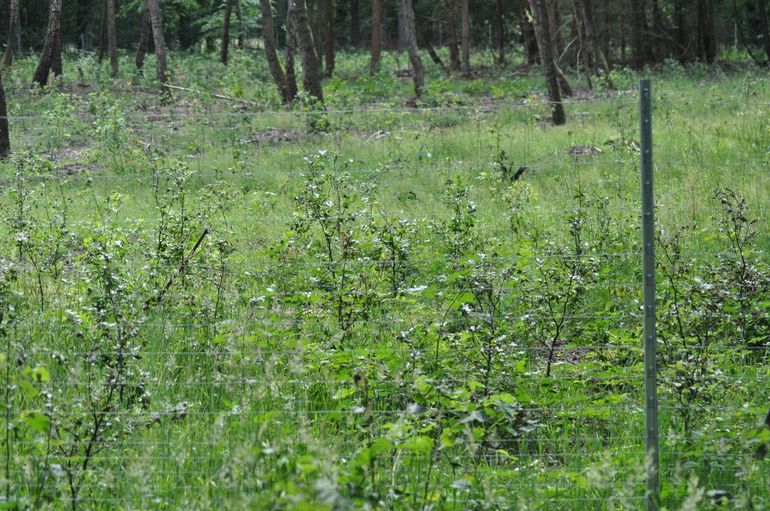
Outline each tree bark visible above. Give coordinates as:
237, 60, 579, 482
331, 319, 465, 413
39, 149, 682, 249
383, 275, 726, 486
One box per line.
3, 0, 20, 67
147, 0, 168, 88
651, 0, 666, 60
98, 0, 107, 63
370, 0, 382, 74
760, 0, 770, 62
33, 0, 63, 87
544, 0, 572, 96
545, 0, 564, 61
350, 0, 360, 46
0, 71, 9, 158
259, 0, 294, 103
571, 0, 593, 89
236, 0, 245, 48
289, 0, 324, 103
631, 0, 650, 68
77, 0, 93, 50
697, 0, 716, 63
106, 0, 118, 77
442, 0, 460, 70
529, 0, 565, 125
494, 0, 505, 66
136, 6, 152, 71
418, 24, 447, 73
322, 0, 335, 76
221, 0, 234, 64
578, 0, 612, 85
520, 13, 539, 64
401, 0, 425, 97
461, 0, 470, 76
286, 19, 299, 101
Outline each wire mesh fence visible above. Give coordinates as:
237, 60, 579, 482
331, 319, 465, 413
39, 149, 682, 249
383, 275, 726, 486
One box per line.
0, 84, 769, 509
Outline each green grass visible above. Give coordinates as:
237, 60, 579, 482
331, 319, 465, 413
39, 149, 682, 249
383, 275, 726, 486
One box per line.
0, 49, 769, 510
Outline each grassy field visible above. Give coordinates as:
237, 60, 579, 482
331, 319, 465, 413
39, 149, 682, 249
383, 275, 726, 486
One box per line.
0, 50, 769, 510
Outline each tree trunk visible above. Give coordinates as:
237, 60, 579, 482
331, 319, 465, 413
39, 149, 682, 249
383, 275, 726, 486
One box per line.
370, 0, 382, 74
0, 71, 9, 158
571, 0, 593, 89
401, 0, 425, 97
98, 0, 107, 63
289, 0, 324, 103
77, 0, 93, 50
620, 7, 626, 63
286, 22, 299, 101
529, 0, 565, 125
651, 0, 665, 60
461, 0, 470, 76
674, 0, 689, 61
221, 0, 234, 64
106, 0, 118, 77
33, 0, 63, 87
544, 0, 572, 96
520, 13, 539, 64
546, 0, 564, 61
631, 0, 649, 69
236, 0, 245, 48
578, 0, 612, 85
442, 0, 460, 70
3, 0, 20, 68
418, 25, 447, 73
350, 0, 360, 46
697, 0, 716, 63
322, 0, 335, 76
311, 1, 324, 71
495, 0, 505, 66
147, 0, 168, 88
260, 0, 294, 103
760, 0, 770, 62
136, 6, 151, 71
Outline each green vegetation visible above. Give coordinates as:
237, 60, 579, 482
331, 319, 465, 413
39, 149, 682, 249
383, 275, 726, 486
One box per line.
0, 51, 769, 510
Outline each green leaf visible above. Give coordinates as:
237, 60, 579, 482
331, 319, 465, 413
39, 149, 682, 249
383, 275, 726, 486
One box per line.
19, 381, 39, 400
21, 411, 50, 432
369, 437, 394, 457
401, 435, 434, 454
32, 366, 50, 383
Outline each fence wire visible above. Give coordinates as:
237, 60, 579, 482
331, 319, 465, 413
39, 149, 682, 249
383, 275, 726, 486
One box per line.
0, 89, 769, 510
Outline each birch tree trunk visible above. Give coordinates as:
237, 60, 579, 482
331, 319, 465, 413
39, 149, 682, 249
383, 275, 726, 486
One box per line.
136, 6, 151, 71
544, 0, 572, 96
528, 0, 565, 125
259, 0, 295, 103
289, 0, 324, 103
401, 0, 425, 97
147, 0, 169, 89
33, 0, 64, 87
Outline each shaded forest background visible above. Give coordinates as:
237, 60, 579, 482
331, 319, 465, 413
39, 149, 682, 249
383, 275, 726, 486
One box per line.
3, 0, 770, 73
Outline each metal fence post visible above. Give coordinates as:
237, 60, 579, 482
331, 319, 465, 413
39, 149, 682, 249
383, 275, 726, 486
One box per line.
640, 79, 660, 510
